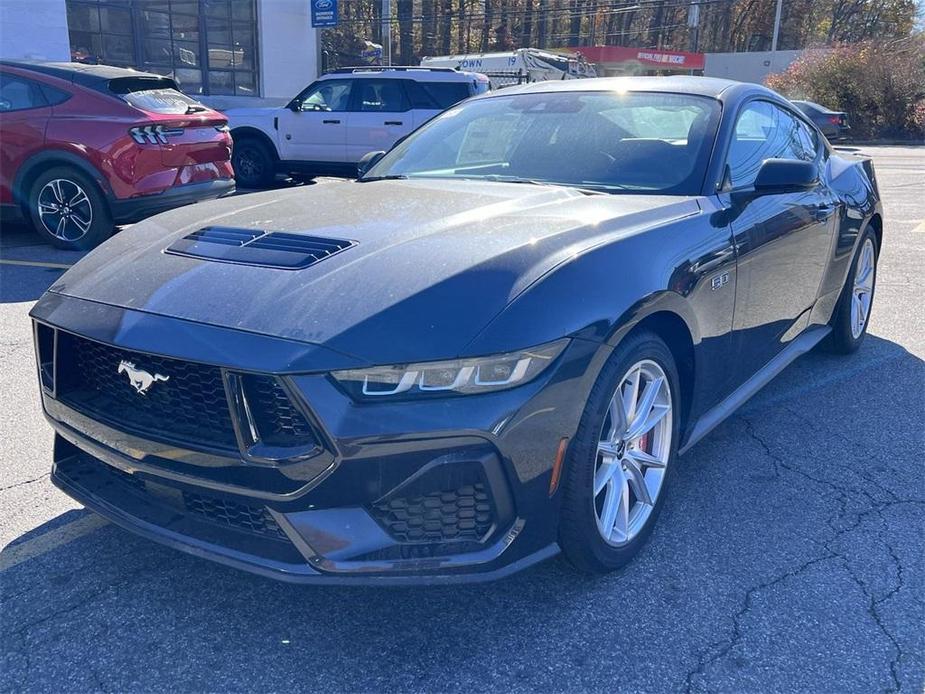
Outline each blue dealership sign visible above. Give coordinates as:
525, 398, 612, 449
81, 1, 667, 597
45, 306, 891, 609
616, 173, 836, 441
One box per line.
311, 0, 338, 27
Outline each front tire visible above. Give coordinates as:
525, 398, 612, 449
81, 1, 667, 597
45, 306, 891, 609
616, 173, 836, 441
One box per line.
825, 227, 878, 354
559, 331, 680, 574
232, 138, 276, 188
28, 167, 113, 250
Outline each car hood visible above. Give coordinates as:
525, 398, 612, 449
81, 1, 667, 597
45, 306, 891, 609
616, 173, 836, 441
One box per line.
49, 179, 699, 364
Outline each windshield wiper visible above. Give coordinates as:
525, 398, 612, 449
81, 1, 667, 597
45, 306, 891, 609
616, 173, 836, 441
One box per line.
476, 175, 609, 195
357, 174, 408, 183
186, 104, 207, 114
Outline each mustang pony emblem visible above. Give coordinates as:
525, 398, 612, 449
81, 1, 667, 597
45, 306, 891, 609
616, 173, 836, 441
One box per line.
117, 360, 169, 395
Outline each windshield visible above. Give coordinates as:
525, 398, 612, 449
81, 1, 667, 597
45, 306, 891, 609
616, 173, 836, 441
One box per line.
365, 91, 721, 194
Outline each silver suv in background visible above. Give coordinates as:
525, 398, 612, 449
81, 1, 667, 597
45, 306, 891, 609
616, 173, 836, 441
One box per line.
225, 66, 490, 186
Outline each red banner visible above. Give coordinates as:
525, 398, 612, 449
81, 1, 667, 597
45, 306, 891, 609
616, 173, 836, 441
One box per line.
572, 46, 705, 70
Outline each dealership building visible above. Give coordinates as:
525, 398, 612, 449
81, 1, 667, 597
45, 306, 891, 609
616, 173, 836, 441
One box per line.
0, 0, 811, 108
0, 0, 321, 108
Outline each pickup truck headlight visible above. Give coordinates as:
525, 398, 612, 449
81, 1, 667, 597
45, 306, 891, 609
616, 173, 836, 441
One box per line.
331, 339, 569, 399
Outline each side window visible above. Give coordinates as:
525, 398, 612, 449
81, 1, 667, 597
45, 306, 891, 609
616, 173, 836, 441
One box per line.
39, 84, 72, 106
355, 79, 410, 113
298, 80, 352, 112
727, 101, 817, 187
406, 81, 471, 110
0, 74, 48, 113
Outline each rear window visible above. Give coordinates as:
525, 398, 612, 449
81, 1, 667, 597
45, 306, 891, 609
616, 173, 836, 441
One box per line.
406, 81, 471, 110
108, 76, 204, 114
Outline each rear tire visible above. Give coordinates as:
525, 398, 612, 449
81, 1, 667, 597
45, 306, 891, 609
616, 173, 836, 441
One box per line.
27, 166, 113, 250
232, 138, 276, 188
559, 331, 680, 574
824, 227, 878, 354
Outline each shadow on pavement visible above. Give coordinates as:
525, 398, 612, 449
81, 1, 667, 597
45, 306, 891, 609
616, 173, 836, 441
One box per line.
2, 334, 922, 692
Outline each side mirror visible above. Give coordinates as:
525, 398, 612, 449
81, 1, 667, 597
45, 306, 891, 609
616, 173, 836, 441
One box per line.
753, 159, 818, 195
286, 100, 302, 112
357, 150, 386, 178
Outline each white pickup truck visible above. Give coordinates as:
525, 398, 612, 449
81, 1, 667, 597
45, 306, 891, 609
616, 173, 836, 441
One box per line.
225, 66, 490, 187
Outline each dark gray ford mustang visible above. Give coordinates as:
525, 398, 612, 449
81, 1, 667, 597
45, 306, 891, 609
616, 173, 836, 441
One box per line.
31, 77, 882, 583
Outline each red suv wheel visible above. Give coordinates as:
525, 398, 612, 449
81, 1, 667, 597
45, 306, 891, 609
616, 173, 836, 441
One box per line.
28, 166, 113, 250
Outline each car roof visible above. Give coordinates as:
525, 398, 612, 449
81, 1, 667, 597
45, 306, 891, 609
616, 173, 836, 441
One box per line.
477, 75, 775, 101
0, 60, 170, 88
319, 66, 484, 82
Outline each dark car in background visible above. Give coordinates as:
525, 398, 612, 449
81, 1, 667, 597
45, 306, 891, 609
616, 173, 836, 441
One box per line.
0, 61, 234, 250
31, 77, 882, 583
791, 99, 850, 141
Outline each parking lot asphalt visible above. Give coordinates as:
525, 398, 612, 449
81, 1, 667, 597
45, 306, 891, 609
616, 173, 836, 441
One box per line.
1, 148, 923, 693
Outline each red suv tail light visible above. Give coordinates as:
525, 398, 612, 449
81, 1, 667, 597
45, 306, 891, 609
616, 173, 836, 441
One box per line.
129, 124, 185, 144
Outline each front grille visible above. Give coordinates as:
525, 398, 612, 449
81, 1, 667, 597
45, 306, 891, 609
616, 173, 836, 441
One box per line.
56, 333, 239, 451
182, 490, 288, 540
370, 483, 495, 543
60, 453, 287, 541
241, 374, 317, 447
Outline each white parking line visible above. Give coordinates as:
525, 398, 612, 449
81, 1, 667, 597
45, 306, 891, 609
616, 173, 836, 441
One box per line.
0, 514, 108, 572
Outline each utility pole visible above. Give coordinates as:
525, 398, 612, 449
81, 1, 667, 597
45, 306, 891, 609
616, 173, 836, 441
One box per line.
770, 0, 783, 52
687, 0, 700, 75
382, 0, 392, 65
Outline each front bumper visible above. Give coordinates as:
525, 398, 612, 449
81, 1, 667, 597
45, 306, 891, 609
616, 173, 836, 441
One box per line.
32, 294, 604, 583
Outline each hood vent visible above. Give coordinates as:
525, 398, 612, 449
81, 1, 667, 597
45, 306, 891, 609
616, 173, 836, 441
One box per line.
165, 226, 356, 269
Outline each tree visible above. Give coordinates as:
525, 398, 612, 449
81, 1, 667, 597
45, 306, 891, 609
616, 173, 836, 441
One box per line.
766, 36, 925, 139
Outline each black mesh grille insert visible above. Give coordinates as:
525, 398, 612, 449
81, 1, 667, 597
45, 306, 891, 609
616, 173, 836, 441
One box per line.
240, 374, 317, 448
166, 226, 355, 269
56, 333, 239, 452
182, 490, 288, 540
370, 483, 495, 543
58, 453, 288, 541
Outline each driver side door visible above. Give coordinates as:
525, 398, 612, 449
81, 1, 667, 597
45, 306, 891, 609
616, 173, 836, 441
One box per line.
276, 79, 353, 163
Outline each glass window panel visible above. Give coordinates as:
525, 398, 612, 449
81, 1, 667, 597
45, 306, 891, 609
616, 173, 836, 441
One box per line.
231, 20, 255, 45
174, 40, 200, 67
143, 37, 173, 66
204, 0, 230, 19
234, 70, 257, 96
208, 45, 237, 69
208, 70, 235, 95
101, 33, 135, 64
170, 0, 199, 14
139, 10, 171, 37
67, 3, 100, 32
69, 30, 103, 63
174, 68, 204, 94
99, 6, 132, 34
205, 14, 231, 45
139, 1, 170, 10
231, 0, 254, 20
171, 12, 199, 38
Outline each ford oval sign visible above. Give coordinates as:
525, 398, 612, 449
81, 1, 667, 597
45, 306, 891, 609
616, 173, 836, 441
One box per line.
311, 0, 337, 27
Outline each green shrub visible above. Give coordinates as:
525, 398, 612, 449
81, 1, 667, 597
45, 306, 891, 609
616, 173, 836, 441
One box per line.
766, 37, 925, 140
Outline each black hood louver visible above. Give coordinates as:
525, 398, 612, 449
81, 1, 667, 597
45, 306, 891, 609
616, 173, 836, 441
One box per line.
165, 227, 356, 269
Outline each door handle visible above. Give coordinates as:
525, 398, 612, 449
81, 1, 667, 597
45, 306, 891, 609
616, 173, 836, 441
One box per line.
813, 203, 836, 221
322, 119, 341, 124
384, 120, 403, 126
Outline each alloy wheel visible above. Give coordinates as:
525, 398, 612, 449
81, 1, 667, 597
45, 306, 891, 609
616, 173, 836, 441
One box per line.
236, 148, 262, 180
851, 238, 875, 339
593, 359, 673, 546
37, 178, 93, 242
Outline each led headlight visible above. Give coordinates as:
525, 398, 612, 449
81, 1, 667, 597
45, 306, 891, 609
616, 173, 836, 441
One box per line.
331, 339, 569, 399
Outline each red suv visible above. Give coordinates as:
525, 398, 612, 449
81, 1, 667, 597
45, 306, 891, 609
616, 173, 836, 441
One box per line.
0, 61, 234, 249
